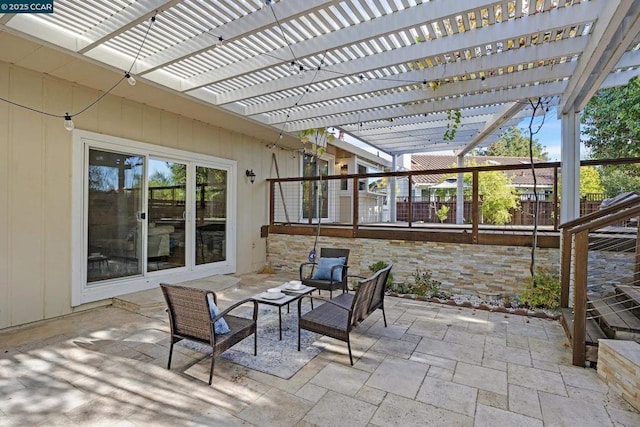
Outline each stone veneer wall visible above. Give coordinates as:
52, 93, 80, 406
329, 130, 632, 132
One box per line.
597, 340, 640, 412
266, 234, 560, 297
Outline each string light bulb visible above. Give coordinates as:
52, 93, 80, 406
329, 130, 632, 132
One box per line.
124, 71, 136, 86
264, 0, 272, 6
289, 61, 297, 73
298, 64, 305, 79
359, 74, 365, 84
216, 36, 224, 47
63, 113, 74, 131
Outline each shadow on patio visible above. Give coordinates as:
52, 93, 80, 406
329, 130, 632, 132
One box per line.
1, 273, 638, 426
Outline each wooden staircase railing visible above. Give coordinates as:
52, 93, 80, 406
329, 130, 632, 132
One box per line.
559, 193, 640, 367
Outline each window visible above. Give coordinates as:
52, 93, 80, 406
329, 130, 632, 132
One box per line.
340, 164, 348, 191
357, 162, 385, 193
358, 164, 367, 191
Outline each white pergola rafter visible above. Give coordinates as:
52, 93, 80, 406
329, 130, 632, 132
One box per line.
136, 0, 335, 76
77, 0, 182, 54
176, 0, 498, 92
459, 101, 526, 155
267, 61, 575, 125
284, 80, 568, 132
245, 36, 588, 117
0, 14, 14, 25
1, 0, 639, 158
361, 107, 543, 144
203, 1, 602, 106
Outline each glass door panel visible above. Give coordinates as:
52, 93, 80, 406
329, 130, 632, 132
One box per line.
87, 149, 144, 282
195, 166, 227, 265
302, 155, 328, 220
147, 159, 186, 271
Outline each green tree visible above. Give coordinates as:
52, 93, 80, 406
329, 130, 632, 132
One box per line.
600, 167, 640, 198
581, 76, 640, 197
298, 127, 336, 158
442, 160, 520, 225
582, 76, 640, 158
579, 166, 604, 197
149, 170, 171, 186
480, 126, 549, 160
474, 169, 520, 225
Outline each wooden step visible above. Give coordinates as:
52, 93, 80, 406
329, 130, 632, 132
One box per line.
561, 308, 607, 346
588, 297, 640, 334
616, 284, 640, 308
561, 308, 604, 363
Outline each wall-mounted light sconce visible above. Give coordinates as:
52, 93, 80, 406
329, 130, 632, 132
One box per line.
245, 169, 256, 184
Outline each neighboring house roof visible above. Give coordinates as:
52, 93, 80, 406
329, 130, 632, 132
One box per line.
411, 155, 555, 187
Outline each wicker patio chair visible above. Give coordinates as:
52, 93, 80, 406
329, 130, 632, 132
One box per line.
299, 248, 350, 299
160, 283, 258, 385
296, 271, 377, 365
341, 263, 393, 326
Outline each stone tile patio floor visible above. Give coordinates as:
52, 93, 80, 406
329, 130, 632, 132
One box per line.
1, 273, 639, 426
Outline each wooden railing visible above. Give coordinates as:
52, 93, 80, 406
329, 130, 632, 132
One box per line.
559, 193, 640, 366
267, 157, 640, 248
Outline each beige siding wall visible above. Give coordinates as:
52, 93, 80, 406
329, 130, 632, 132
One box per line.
0, 62, 298, 329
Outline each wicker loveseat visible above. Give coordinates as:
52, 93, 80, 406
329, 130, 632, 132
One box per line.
296, 268, 386, 365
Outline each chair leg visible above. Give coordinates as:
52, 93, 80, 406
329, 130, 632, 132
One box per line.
297, 325, 301, 351
209, 356, 215, 385
381, 306, 387, 327
347, 336, 353, 365
254, 331, 257, 356
167, 341, 174, 369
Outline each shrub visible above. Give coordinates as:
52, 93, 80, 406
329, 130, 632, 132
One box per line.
368, 261, 394, 286
518, 266, 560, 309
387, 269, 450, 299
411, 269, 449, 298
436, 205, 449, 223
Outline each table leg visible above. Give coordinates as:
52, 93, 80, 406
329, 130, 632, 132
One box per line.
278, 306, 282, 340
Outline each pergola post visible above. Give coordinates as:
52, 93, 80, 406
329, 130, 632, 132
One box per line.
560, 110, 581, 224
390, 155, 397, 223
456, 154, 465, 224
560, 111, 581, 312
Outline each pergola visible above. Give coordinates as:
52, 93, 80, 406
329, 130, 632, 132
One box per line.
1, 0, 640, 222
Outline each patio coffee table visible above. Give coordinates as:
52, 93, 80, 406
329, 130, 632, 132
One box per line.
252, 283, 315, 340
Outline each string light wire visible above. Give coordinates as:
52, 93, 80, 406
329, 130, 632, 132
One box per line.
0, 15, 157, 124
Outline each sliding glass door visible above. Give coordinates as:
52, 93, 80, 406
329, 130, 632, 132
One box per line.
86, 149, 144, 282
195, 166, 227, 265
74, 130, 237, 306
147, 158, 187, 271
84, 149, 233, 284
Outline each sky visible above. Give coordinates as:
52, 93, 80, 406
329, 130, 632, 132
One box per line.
515, 107, 591, 161
519, 112, 563, 161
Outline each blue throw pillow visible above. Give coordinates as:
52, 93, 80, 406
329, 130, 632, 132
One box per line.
312, 256, 346, 282
207, 294, 230, 335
